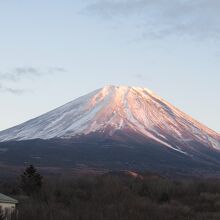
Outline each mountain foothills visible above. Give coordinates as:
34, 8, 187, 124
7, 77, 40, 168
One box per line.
0, 85, 220, 176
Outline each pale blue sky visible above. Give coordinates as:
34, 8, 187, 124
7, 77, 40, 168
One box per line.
0, 0, 219, 132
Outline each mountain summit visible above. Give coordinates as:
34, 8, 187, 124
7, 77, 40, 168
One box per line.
1, 85, 220, 175
0, 85, 219, 155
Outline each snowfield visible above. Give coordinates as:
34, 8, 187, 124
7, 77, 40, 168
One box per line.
0, 85, 219, 154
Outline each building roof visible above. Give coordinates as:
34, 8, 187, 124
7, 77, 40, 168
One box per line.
0, 193, 18, 204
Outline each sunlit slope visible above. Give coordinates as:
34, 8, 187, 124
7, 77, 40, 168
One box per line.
0, 85, 219, 156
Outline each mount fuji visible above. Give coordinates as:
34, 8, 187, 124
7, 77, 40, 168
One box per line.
0, 85, 220, 176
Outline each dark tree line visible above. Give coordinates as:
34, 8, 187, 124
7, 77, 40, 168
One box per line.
1, 167, 220, 219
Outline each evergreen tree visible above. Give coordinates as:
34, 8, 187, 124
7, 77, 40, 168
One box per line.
20, 165, 43, 196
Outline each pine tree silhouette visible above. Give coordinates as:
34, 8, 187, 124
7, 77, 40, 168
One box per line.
20, 165, 43, 196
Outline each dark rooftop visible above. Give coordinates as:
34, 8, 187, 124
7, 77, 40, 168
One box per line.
0, 193, 18, 204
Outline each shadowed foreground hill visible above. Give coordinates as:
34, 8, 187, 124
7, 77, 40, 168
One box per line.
1, 137, 220, 177
2, 171, 220, 220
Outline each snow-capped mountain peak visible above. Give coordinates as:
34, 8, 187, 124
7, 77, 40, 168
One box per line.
0, 85, 219, 154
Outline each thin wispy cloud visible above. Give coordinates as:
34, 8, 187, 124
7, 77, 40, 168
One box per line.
0, 84, 26, 95
0, 67, 67, 94
84, 0, 220, 40
0, 67, 66, 82
135, 74, 144, 79
133, 73, 153, 83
